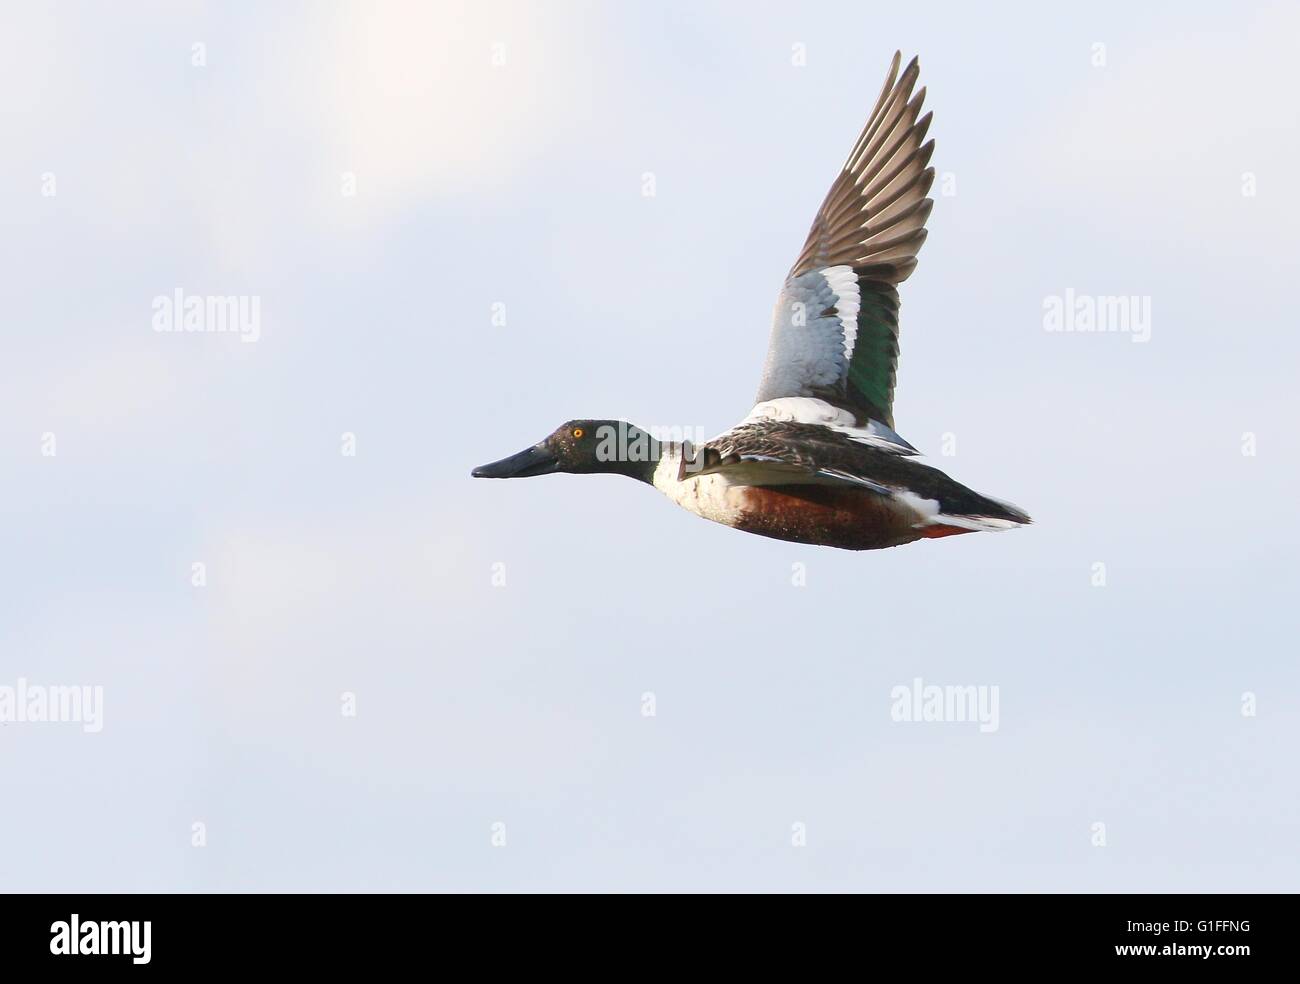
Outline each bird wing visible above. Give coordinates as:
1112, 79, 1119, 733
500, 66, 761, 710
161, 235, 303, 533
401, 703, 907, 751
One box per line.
685, 419, 896, 494
753, 52, 934, 430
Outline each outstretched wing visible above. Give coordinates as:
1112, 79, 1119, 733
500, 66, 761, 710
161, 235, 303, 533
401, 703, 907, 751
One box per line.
754, 52, 934, 429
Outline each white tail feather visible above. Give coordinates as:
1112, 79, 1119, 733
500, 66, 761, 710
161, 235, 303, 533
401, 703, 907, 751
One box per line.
931, 513, 1026, 532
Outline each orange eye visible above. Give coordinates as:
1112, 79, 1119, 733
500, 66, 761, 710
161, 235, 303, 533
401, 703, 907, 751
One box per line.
572, 428, 585, 439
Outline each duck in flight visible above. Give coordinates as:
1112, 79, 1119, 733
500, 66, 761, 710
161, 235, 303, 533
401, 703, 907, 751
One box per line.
473, 52, 1030, 551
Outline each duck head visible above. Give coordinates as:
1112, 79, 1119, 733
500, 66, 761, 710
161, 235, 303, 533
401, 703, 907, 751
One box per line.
472, 420, 664, 482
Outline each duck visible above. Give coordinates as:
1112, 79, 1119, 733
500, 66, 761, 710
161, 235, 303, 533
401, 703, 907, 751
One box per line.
472, 52, 1030, 552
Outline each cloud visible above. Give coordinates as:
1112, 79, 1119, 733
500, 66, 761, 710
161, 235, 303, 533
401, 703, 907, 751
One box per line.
264, 0, 607, 220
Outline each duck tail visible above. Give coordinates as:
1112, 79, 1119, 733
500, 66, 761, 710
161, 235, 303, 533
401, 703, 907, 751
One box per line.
932, 493, 1032, 532
900, 483, 1031, 537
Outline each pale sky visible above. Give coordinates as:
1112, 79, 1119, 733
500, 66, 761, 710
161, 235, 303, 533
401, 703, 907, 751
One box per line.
2, 0, 1297, 891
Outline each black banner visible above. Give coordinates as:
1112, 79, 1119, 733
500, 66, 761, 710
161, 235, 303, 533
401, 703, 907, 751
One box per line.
0, 893, 1279, 971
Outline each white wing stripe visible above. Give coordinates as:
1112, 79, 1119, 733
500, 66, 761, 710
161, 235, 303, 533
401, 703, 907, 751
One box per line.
820, 265, 861, 362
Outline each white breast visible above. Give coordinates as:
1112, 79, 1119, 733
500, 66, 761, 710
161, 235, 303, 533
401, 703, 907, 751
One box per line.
652, 449, 744, 526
